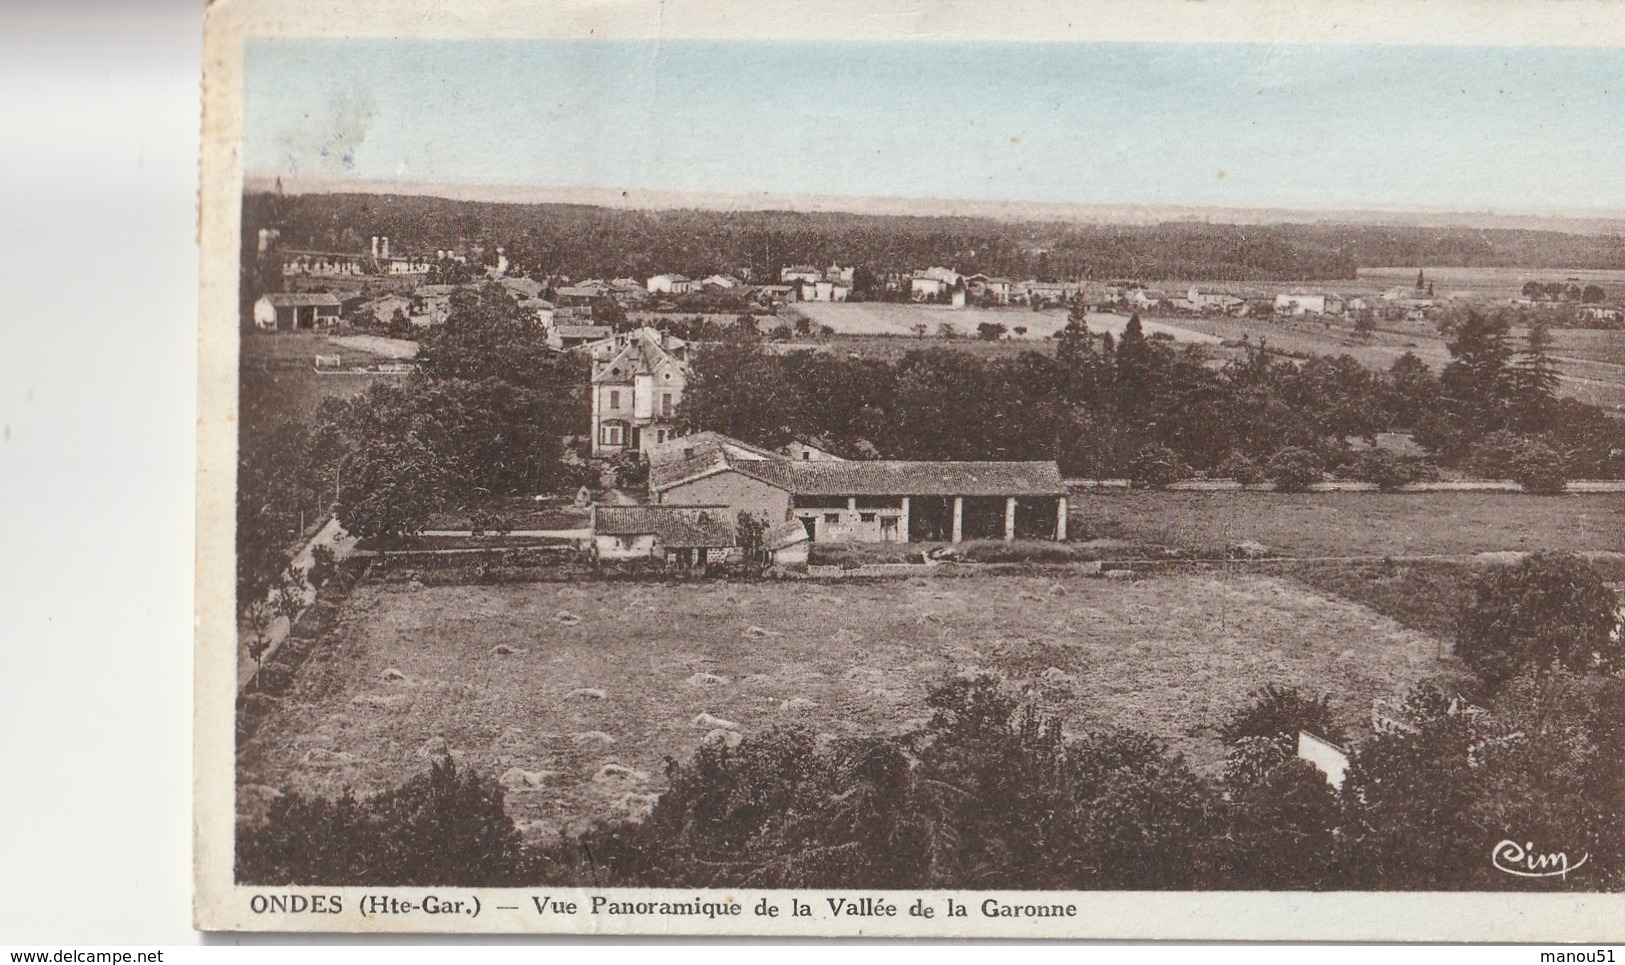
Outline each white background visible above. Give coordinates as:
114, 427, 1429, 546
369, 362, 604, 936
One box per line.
1, 0, 201, 946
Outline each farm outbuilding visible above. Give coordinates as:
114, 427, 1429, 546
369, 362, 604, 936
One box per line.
253, 292, 345, 331
764, 518, 811, 566
590, 504, 740, 568
648, 431, 1068, 544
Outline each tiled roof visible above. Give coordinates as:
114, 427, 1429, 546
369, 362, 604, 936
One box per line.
648, 432, 792, 492
264, 293, 342, 307
789, 459, 1066, 497
589, 327, 688, 381
501, 277, 545, 298
764, 518, 810, 549
593, 505, 737, 548
650, 432, 1065, 497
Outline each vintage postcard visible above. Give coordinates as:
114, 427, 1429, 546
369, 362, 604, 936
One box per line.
196, 0, 1625, 938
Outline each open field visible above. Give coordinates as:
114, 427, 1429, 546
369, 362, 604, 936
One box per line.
239, 332, 412, 438
1358, 266, 1625, 298
1162, 311, 1625, 412
237, 572, 1452, 837
766, 334, 1054, 361
1550, 329, 1625, 368
790, 302, 1221, 344
1071, 489, 1624, 558
240, 368, 387, 439
242, 331, 411, 364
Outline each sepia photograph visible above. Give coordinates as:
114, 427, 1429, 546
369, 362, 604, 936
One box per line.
192, 0, 1625, 939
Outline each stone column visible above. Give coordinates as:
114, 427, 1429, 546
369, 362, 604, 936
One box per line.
899, 497, 911, 543
1004, 496, 1017, 541
951, 496, 964, 543
1056, 496, 1068, 541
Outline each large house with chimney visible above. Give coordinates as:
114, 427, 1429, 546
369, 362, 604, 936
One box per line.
586, 327, 691, 457
645, 431, 1068, 544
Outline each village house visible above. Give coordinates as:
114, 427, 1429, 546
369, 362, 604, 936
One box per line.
647, 432, 1069, 544
548, 323, 612, 351
517, 298, 556, 328
1274, 292, 1322, 315
911, 267, 966, 304
357, 293, 412, 327
1017, 280, 1081, 307
701, 273, 743, 291
586, 327, 691, 457
781, 438, 845, 462
1125, 288, 1169, 311
501, 276, 545, 300
385, 256, 433, 276
796, 277, 851, 302
963, 274, 1014, 304
590, 504, 740, 568
1183, 288, 1245, 314
556, 280, 611, 309
1577, 304, 1625, 325
764, 518, 812, 566
777, 265, 853, 302
646, 273, 696, 295
607, 278, 651, 307
409, 284, 457, 327
281, 250, 367, 278
751, 284, 798, 307
253, 292, 345, 330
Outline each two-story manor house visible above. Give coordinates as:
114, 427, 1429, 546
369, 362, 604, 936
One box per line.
587, 327, 690, 457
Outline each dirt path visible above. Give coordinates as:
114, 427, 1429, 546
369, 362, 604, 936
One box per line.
237, 517, 360, 690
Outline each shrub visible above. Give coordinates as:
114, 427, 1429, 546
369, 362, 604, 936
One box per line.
607, 452, 649, 491
1454, 551, 1621, 684
306, 544, 337, 589
1265, 447, 1324, 493
1349, 449, 1433, 492
1127, 444, 1183, 489
1219, 684, 1343, 754
1215, 452, 1265, 486
562, 676, 1224, 890
237, 757, 525, 886
1468, 431, 1567, 492
1507, 439, 1568, 494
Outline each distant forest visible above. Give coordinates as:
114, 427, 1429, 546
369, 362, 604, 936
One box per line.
244, 191, 1625, 283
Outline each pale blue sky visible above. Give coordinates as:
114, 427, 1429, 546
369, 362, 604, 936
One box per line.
244, 39, 1625, 213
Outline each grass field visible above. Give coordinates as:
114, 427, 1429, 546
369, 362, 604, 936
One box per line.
1357, 266, 1625, 298
1162, 312, 1625, 412
236, 572, 1453, 838
239, 333, 409, 438
239, 368, 389, 439
241, 331, 410, 364
790, 302, 1220, 344
1070, 489, 1624, 558
768, 334, 1056, 361
1550, 329, 1625, 368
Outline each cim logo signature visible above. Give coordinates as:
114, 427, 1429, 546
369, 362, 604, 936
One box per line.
1492, 839, 1589, 879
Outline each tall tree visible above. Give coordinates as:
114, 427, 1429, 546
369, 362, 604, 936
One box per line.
1436, 310, 1518, 447
1113, 313, 1153, 415
1511, 322, 1561, 432
678, 341, 796, 448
